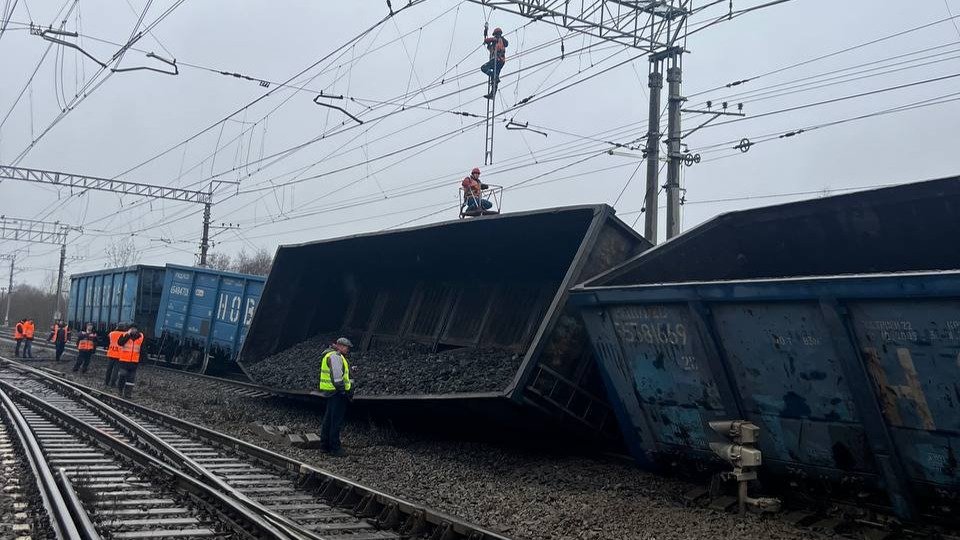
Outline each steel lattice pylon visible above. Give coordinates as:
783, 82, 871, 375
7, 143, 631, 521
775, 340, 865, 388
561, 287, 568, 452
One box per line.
469, 1, 688, 51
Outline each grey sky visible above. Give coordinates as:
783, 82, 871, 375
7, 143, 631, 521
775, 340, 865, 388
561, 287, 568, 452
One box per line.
1, 0, 959, 288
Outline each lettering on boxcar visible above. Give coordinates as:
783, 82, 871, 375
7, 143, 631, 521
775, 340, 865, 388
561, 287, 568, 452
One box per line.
244, 298, 256, 326
170, 285, 190, 296
230, 296, 241, 323
614, 321, 687, 346
863, 320, 918, 342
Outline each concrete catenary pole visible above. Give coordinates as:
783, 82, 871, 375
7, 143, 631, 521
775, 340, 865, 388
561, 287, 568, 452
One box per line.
3, 258, 12, 327
665, 54, 683, 240
643, 59, 664, 245
54, 244, 66, 320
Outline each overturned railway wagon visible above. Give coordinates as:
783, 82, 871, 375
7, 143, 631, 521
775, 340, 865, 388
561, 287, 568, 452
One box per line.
572, 177, 960, 521
154, 264, 265, 373
239, 205, 651, 436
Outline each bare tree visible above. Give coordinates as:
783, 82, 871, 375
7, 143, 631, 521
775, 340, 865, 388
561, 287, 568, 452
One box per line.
104, 237, 141, 267
233, 248, 273, 276
206, 252, 233, 271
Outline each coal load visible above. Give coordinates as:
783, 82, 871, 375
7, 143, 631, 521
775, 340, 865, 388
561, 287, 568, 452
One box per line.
247, 336, 523, 396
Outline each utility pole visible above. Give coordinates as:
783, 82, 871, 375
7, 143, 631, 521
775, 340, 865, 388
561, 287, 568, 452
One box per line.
3, 256, 13, 327
665, 52, 683, 240
200, 183, 213, 266
54, 244, 66, 319
643, 59, 663, 244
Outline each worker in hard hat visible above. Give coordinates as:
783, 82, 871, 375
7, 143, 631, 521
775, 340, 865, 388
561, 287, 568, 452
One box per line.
462, 167, 493, 212
481, 27, 508, 98
317, 337, 354, 456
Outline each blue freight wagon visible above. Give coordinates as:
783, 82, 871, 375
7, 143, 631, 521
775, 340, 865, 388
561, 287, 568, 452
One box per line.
572, 271, 960, 523
67, 265, 166, 340
154, 264, 265, 373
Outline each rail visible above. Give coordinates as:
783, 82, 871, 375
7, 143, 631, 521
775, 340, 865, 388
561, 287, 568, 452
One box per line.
0, 354, 514, 540
0, 386, 89, 540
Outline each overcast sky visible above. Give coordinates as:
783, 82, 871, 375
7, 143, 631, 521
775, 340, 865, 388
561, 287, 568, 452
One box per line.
1, 0, 959, 288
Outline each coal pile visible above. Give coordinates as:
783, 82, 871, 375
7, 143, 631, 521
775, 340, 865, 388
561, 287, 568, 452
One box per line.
246, 336, 523, 395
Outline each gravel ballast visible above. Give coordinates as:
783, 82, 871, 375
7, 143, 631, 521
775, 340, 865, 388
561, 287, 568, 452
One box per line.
246, 336, 523, 395
2, 346, 835, 540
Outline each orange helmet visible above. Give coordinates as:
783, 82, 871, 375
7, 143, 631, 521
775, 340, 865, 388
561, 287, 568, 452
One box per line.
492, 27, 503, 35
471, 167, 481, 175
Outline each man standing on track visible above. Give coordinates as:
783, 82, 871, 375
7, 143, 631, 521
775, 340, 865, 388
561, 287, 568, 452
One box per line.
73, 323, 97, 374
105, 323, 125, 388
13, 319, 25, 357
317, 337, 354, 457
49, 320, 69, 362
22, 318, 34, 359
116, 323, 144, 398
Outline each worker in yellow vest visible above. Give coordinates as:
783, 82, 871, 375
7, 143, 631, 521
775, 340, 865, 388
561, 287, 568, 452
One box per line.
317, 337, 353, 456
116, 323, 144, 398
105, 323, 126, 388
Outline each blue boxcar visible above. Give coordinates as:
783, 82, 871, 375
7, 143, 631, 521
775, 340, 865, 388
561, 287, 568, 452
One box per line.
572, 271, 960, 522
154, 264, 265, 372
67, 265, 165, 337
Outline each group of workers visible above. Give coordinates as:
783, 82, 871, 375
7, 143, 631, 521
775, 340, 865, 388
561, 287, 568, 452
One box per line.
11, 318, 144, 398
13, 318, 36, 358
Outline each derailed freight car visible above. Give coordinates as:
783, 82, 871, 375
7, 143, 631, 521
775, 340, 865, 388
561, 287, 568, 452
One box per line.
571, 177, 960, 522
572, 271, 960, 522
67, 265, 165, 341
238, 205, 650, 437
154, 264, 265, 374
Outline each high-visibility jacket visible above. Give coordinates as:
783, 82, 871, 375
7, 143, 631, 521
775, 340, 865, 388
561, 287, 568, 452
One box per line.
14, 323, 23, 340
78, 331, 96, 351
50, 324, 68, 343
484, 36, 507, 63
107, 330, 124, 359
22, 321, 34, 339
118, 334, 144, 363
319, 349, 351, 392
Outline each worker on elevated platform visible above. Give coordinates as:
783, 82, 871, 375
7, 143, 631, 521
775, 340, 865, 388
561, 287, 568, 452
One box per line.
49, 320, 69, 362
317, 337, 354, 457
481, 27, 508, 99
116, 323, 144, 398
462, 167, 493, 213
73, 323, 97, 374
13, 319, 24, 357
22, 319, 34, 359
105, 323, 125, 388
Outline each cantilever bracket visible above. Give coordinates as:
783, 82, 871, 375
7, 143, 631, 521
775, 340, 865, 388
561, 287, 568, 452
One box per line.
313, 94, 363, 124
39, 28, 107, 68
505, 120, 548, 137
112, 52, 179, 76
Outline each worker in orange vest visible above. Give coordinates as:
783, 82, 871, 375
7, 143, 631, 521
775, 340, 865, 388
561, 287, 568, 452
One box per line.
105, 323, 126, 388
116, 323, 144, 398
22, 319, 35, 359
49, 320, 69, 362
481, 27, 508, 98
461, 167, 493, 212
73, 323, 97, 374
13, 319, 25, 357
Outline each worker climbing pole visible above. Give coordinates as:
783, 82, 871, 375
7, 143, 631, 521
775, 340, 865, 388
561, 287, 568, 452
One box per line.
480, 21, 508, 165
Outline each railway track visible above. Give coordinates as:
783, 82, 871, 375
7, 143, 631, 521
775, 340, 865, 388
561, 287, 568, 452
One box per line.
0, 334, 271, 399
0, 354, 511, 540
